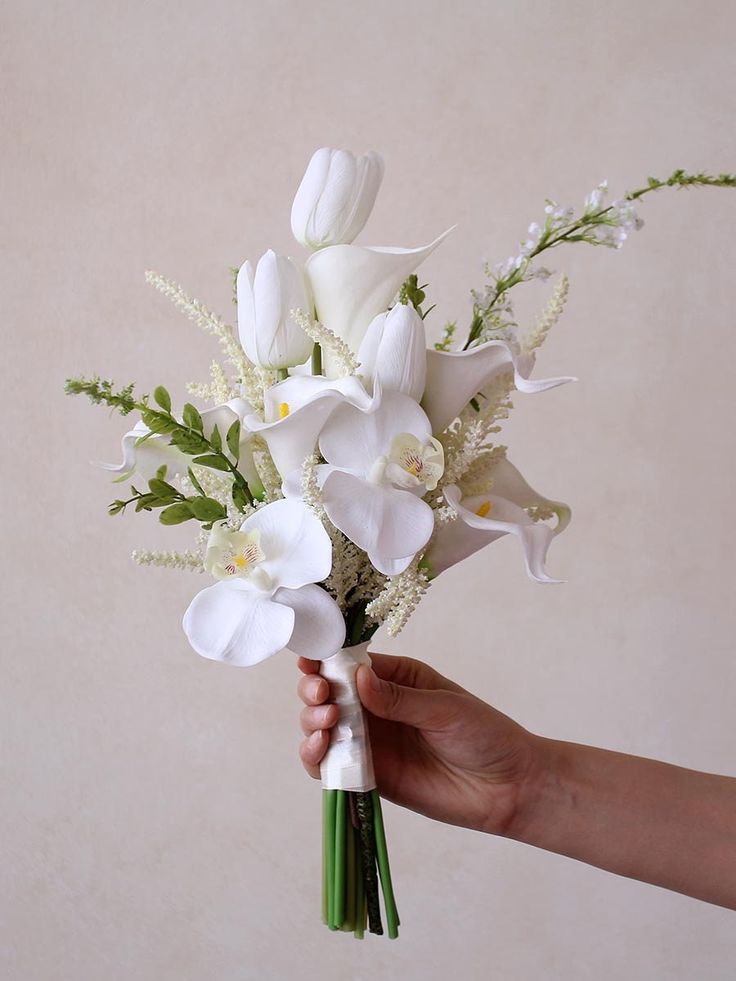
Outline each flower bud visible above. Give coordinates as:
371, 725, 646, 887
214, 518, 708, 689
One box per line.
237, 250, 313, 369
357, 302, 427, 402
291, 147, 384, 250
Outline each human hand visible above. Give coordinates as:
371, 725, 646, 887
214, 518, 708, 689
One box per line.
297, 651, 538, 836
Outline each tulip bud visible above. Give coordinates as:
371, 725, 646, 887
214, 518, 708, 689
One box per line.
357, 302, 427, 402
237, 250, 313, 369
291, 147, 385, 250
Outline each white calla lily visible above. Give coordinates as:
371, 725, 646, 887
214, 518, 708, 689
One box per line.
101, 398, 263, 496
183, 499, 345, 665
424, 458, 569, 581
422, 340, 577, 433
305, 228, 453, 371
237, 250, 313, 369
244, 374, 372, 479
291, 147, 385, 250
357, 302, 427, 401
317, 385, 441, 575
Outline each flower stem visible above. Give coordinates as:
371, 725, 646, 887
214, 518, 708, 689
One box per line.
311, 343, 323, 376
334, 791, 347, 928
324, 789, 338, 930
371, 790, 400, 938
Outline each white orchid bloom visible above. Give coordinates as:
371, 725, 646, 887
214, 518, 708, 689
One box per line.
291, 148, 385, 250
425, 457, 570, 581
422, 341, 577, 434
315, 385, 443, 575
183, 499, 345, 666
237, 250, 313, 369
101, 398, 263, 495
244, 374, 372, 480
357, 302, 427, 402
305, 228, 453, 373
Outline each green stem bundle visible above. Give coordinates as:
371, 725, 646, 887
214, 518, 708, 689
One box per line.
322, 789, 399, 939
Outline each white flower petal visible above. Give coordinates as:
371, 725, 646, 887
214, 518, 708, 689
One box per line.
246, 375, 372, 479
182, 581, 295, 666
438, 485, 562, 583
305, 228, 453, 363
367, 552, 415, 577
98, 421, 190, 481
357, 303, 427, 401
423, 340, 576, 433
277, 584, 346, 659
319, 387, 432, 476
322, 470, 434, 563
489, 457, 571, 535
241, 498, 332, 589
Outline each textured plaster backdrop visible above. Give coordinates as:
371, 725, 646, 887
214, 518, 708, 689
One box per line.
3, 1, 736, 979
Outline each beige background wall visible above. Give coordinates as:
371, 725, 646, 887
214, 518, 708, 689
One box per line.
3, 1, 736, 978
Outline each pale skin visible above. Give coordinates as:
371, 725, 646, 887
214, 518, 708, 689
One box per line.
297, 652, 736, 911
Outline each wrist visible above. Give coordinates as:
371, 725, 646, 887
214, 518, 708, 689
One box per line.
502, 735, 571, 844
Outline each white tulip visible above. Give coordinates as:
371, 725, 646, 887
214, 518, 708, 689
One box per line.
237, 250, 313, 370
291, 148, 384, 250
357, 303, 428, 402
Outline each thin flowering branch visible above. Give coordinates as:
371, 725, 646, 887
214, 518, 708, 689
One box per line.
250, 435, 283, 502
292, 308, 359, 376
145, 270, 264, 410
463, 169, 736, 350
365, 560, 429, 637
187, 361, 238, 406
439, 373, 513, 488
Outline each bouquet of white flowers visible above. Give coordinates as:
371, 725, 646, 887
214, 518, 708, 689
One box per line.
67, 149, 734, 939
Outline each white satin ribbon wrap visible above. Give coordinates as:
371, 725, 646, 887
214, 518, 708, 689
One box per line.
319, 642, 377, 792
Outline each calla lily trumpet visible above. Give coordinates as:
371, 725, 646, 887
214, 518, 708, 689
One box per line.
183, 499, 345, 665
425, 458, 570, 581
291, 147, 385, 250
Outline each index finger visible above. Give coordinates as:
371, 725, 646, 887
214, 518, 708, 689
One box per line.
367, 651, 468, 695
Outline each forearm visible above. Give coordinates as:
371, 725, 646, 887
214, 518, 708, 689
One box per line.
508, 737, 736, 910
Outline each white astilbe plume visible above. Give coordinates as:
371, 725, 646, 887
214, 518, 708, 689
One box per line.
523, 274, 569, 354
366, 560, 429, 637
291, 308, 359, 376
251, 435, 283, 502
440, 372, 513, 488
187, 361, 238, 406
145, 270, 264, 410
132, 548, 205, 572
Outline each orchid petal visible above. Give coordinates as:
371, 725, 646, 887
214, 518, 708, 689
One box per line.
423, 341, 576, 433
322, 469, 434, 564
277, 584, 346, 659
182, 580, 295, 666
241, 498, 332, 589
319, 388, 432, 477
305, 228, 453, 364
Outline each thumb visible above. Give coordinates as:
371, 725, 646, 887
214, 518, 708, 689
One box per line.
356, 664, 454, 729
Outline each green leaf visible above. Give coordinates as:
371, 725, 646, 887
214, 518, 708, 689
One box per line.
188, 467, 205, 496
182, 402, 204, 432
232, 483, 250, 512
141, 411, 178, 435
210, 425, 223, 453
153, 386, 172, 412
148, 478, 180, 499
226, 420, 241, 459
170, 431, 210, 455
155, 464, 168, 480
188, 497, 226, 521
159, 502, 194, 525
192, 454, 231, 472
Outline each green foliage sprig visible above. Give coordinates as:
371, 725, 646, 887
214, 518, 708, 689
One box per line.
65, 376, 254, 521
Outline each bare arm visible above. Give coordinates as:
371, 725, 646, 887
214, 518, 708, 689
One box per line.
512, 738, 736, 909
297, 652, 736, 910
